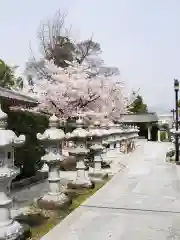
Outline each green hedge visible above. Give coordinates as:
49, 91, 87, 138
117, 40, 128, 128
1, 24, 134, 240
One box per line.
2, 102, 48, 179
0, 105, 90, 179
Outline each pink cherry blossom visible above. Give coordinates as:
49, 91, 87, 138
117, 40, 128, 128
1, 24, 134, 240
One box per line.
22, 59, 135, 119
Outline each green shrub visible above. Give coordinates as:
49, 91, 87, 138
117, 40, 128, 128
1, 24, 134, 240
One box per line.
160, 131, 167, 141
2, 102, 48, 179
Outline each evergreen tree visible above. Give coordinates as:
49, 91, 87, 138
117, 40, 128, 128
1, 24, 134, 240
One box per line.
0, 59, 23, 89
128, 94, 148, 114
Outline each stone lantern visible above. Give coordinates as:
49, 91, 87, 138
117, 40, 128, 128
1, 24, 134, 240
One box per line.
127, 125, 133, 153
36, 114, 70, 209
129, 125, 135, 151
126, 125, 131, 152
119, 125, 128, 154
126, 125, 132, 152
100, 123, 112, 166
120, 136, 126, 153
114, 123, 123, 154
66, 117, 92, 188
131, 125, 136, 151
116, 123, 125, 154
133, 125, 138, 148
0, 105, 26, 240
133, 125, 139, 148
88, 121, 108, 182
106, 122, 117, 161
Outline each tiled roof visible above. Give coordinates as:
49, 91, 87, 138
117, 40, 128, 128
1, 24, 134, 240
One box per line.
0, 87, 38, 106
119, 113, 158, 123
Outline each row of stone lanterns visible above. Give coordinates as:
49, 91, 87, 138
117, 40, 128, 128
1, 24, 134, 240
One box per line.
0, 104, 139, 239
36, 115, 139, 209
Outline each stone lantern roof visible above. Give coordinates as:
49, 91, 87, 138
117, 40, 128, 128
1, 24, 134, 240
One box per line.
89, 121, 103, 137
37, 114, 65, 141
66, 118, 89, 139
0, 105, 25, 147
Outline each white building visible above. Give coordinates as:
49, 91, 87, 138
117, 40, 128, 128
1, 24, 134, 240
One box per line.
157, 114, 173, 127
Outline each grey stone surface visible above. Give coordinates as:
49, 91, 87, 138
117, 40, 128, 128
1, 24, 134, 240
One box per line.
11, 171, 77, 218
41, 141, 180, 240
10, 152, 130, 213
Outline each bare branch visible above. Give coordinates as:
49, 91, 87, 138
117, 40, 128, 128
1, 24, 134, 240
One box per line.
25, 43, 51, 80
49, 99, 64, 114
37, 10, 75, 68
70, 94, 100, 109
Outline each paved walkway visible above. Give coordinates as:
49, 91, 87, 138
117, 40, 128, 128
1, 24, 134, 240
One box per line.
41, 141, 180, 240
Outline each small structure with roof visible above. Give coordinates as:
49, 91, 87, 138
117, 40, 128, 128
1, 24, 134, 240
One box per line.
0, 86, 38, 107
119, 112, 159, 141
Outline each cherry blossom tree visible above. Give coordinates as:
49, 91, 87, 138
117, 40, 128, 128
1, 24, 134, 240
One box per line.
20, 9, 135, 119
21, 58, 136, 120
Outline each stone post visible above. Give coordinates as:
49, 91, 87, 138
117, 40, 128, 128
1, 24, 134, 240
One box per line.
135, 125, 140, 147
127, 125, 132, 152
131, 133, 136, 151
120, 138, 125, 153
129, 125, 134, 151
116, 141, 120, 152
165, 131, 168, 140
126, 139, 130, 153
123, 125, 129, 153
119, 125, 126, 154
130, 125, 136, 151
106, 122, 117, 161
88, 121, 108, 182
114, 123, 123, 154
0, 104, 27, 239
147, 125, 152, 141
66, 117, 92, 188
116, 123, 124, 154
157, 129, 161, 142
100, 123, 112, 166
37, 114, 70, 209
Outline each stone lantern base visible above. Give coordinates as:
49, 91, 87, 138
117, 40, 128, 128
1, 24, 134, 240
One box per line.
101, 159, 111, 169
0, 220, 30, 240
68, 176, 92, 190
106, 146, 117, 161
37, 192, 71, 210
101, 151, 112, 167
89, 171, 108, 183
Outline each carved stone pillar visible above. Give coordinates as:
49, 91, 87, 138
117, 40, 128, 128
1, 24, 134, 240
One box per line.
67, 117, 92, 188
88, 121, 108, 182
100, 123, 112, 165
147, 125, 152, 141
37, 114, 70, 209
157, 130, 161, 142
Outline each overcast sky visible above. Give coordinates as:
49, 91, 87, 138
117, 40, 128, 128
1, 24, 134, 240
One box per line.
0, 0, 180, 112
